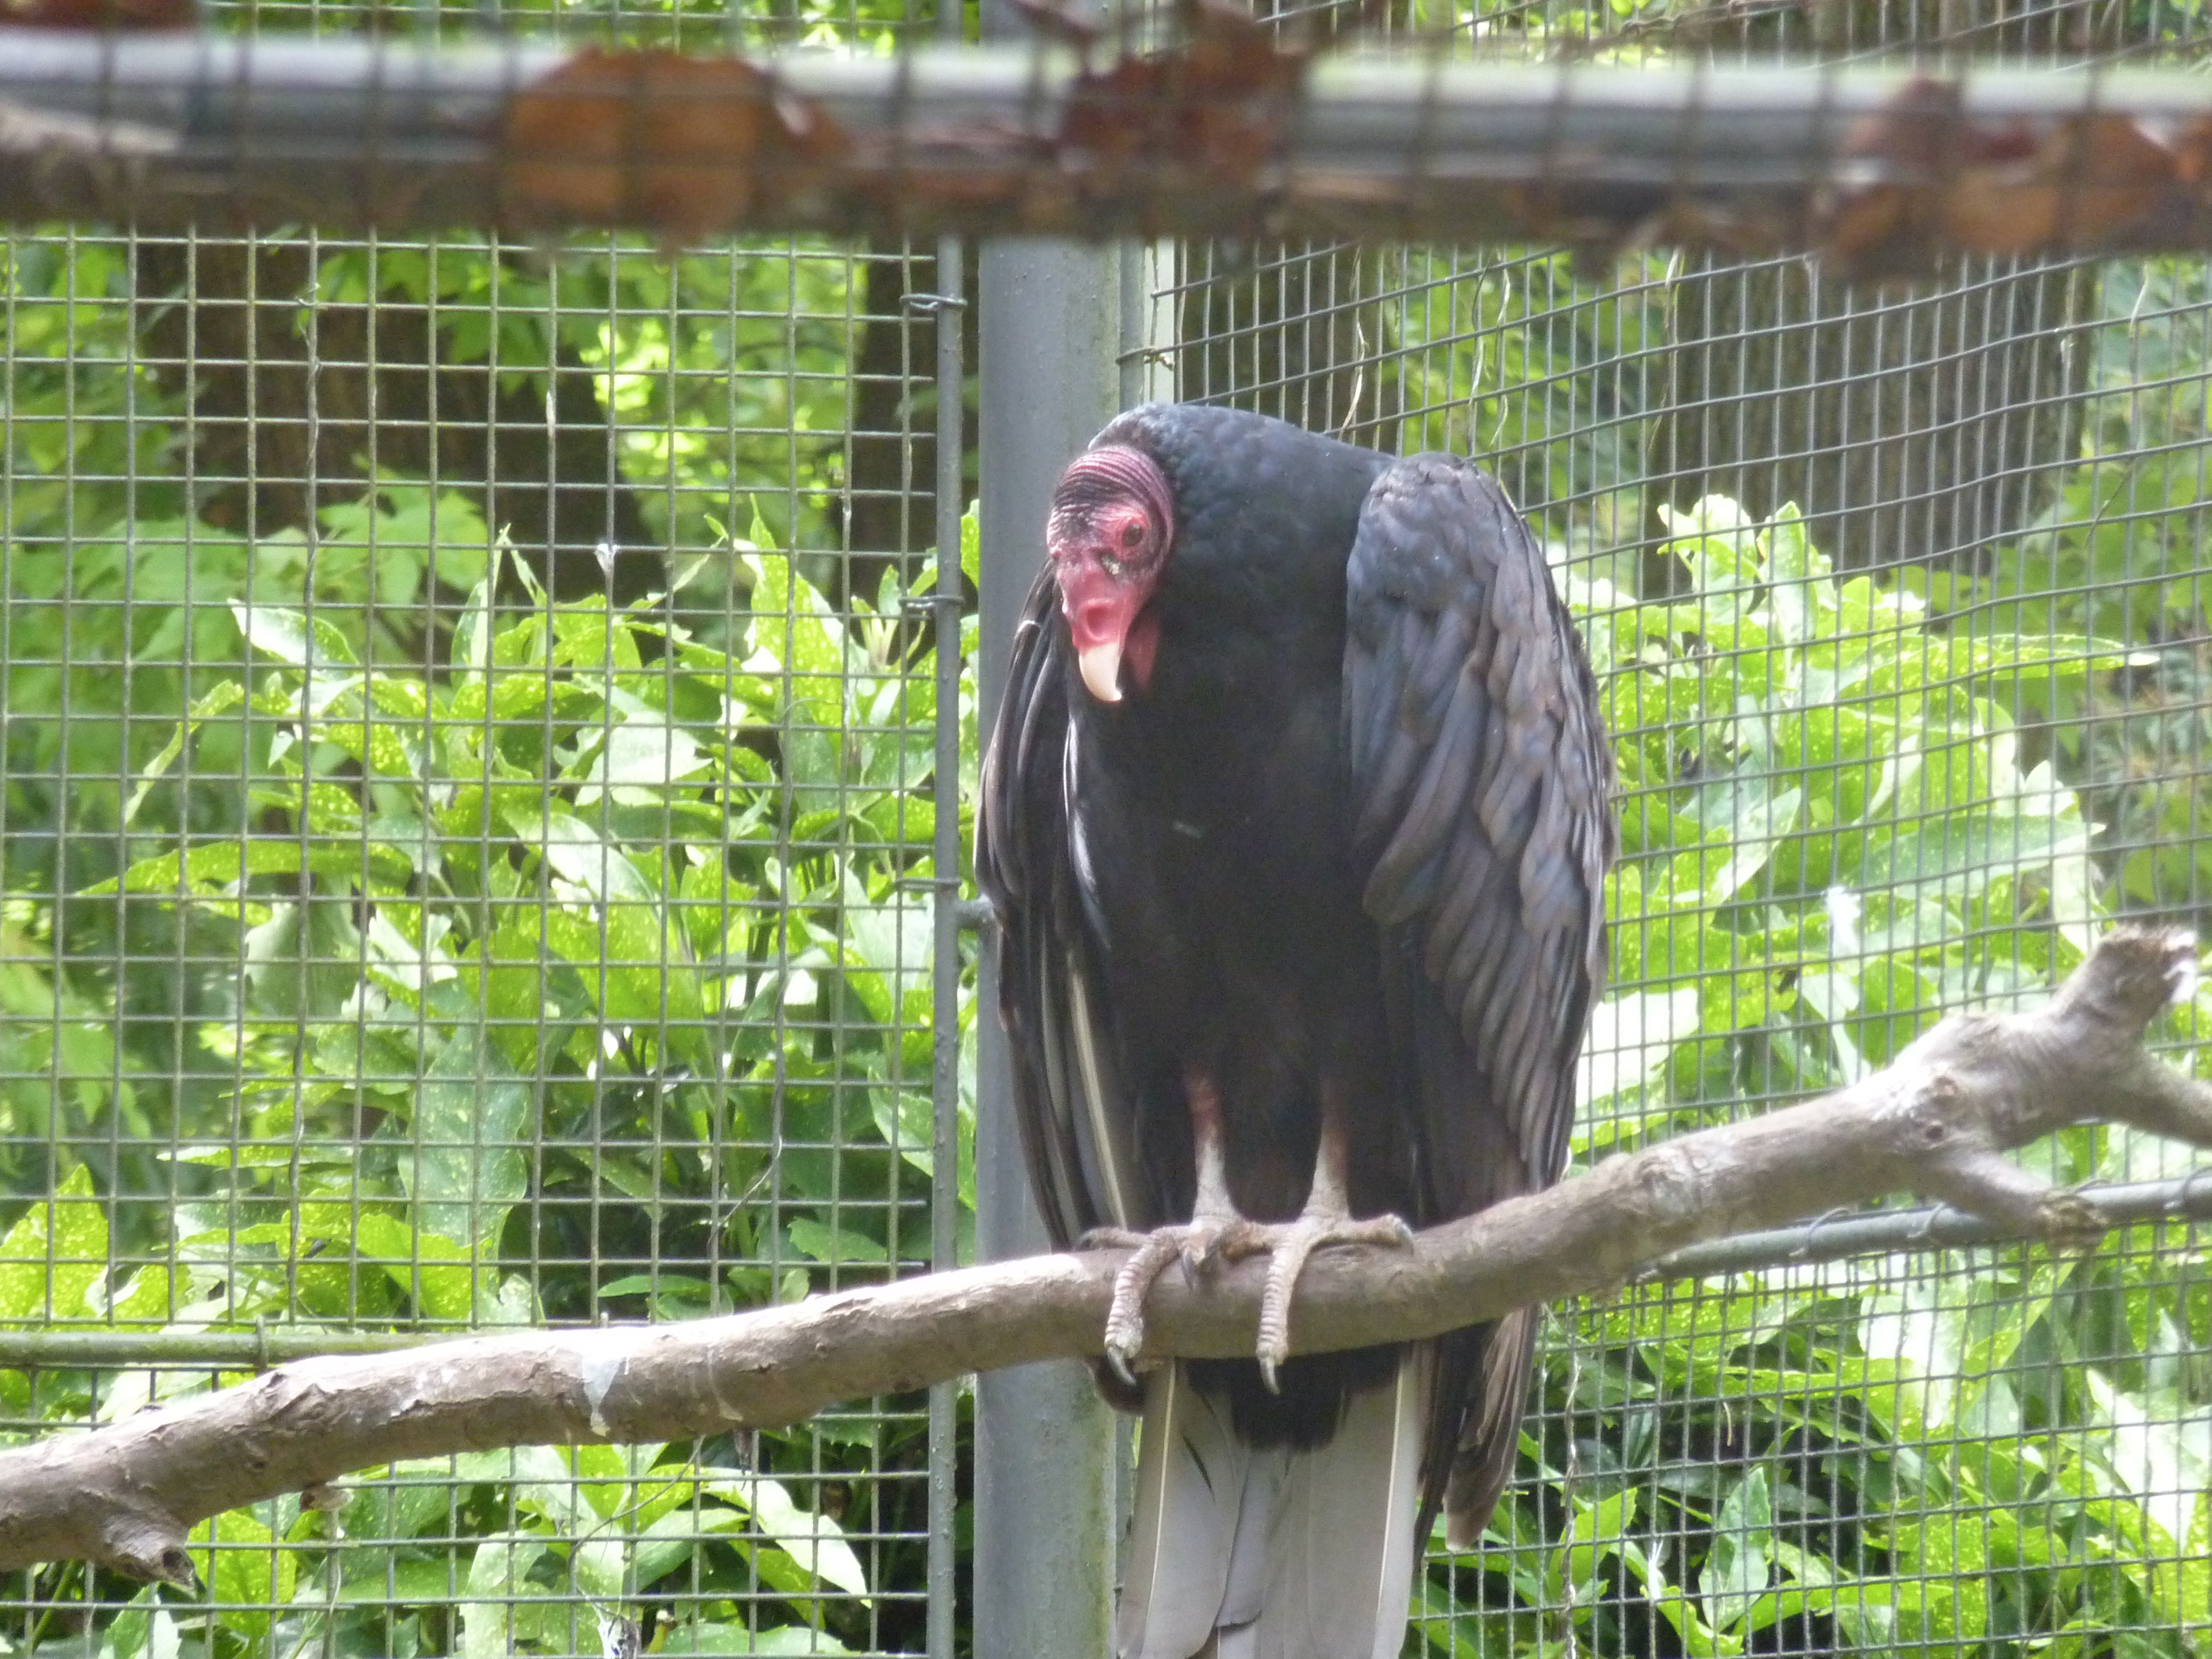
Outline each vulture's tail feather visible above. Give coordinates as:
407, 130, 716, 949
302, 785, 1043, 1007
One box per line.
1118, 1353, 1430, 1659
1442, 1308, 1541, 1552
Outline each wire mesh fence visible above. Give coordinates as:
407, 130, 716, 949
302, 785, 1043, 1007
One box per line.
1, 115, 968, 1659
5, 0, 2212, 1652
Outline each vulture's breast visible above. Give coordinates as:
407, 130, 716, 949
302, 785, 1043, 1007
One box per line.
1064, 542, 1382, 1098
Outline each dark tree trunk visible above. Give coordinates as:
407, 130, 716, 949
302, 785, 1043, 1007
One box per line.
132, 240, 661, 611
1639, 0, 2117, 585
836, 242, 978, 612
1173, 242, 1403, 455
1646, 255, 2088, 577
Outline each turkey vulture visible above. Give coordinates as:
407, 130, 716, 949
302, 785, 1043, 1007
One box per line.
977, 403, 1614, 1659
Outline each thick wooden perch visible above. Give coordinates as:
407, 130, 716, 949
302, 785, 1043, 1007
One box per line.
2, 925, 2210, 1586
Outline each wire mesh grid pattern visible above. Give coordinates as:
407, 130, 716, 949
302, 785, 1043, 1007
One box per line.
1, 175, 967, 1657
7, 0, 2212, 1651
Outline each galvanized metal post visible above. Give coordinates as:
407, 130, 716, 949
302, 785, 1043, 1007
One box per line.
973, 236, 1122, 1659
927, 1, 970, 1647
927, 238, 966, 1659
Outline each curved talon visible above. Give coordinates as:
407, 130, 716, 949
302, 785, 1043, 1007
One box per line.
1179, 1225, 1234, 1281
1252, 1212, 1416, 1392
1102, 1218, 1235, 1377
1095, 1208, 1412, 1388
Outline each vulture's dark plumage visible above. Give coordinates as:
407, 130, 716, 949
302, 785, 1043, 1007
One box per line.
978, 403, 1615, 1659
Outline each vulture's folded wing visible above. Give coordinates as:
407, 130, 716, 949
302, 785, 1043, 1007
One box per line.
1342, 452, 1617, 1547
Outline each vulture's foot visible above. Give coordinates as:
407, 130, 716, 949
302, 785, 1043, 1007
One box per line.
1083, 1216, 1244, 1386
1216, 1210, 1415, 1392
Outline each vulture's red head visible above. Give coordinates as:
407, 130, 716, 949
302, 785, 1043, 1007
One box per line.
1047, 444, 1175, 703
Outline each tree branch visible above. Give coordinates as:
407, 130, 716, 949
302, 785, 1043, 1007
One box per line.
4, 926, 2208, 1585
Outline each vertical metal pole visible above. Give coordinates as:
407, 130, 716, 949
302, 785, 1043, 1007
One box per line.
973, 236, 1122, 1659
1119, 246, 1150, 412
925, 0, 971, 1644
927, 241, 965, 1659
1105, 236, 1165, 1556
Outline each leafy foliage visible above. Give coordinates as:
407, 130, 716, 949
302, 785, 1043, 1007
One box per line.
1909, 260, 2212, 925
1420, 500, 2212, 1659
2, 483, 979, 1654
8, 150, 2212, 1659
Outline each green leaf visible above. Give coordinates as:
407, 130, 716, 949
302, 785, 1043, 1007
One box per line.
523, 809, 661, 905
1555, 1487, 1639, 1604
746, 553, 846, 734
1659, 788, 1801, 907
122, 680, 247, 830
788, 1218, 887, 1266
1700, 1469, 1775, 1633
460, 1533, 559, 1659
1577, 986, 1700, 1110
576, 715, 712, 804
232, 603, 360, 669
0, 1164, 104, 1322
702, 1475, 871, 1602
409, 1021, 529, 1252
2088, 1369, 2212, 1556
517, 809, 708, 1042
661, 1627, 854, 1655
354, 1210, 476, 1321
82, 836, 412, 900
188, 1507, 296, 1641
1760, 503, 1828, 645
1854, 808, 2085, 893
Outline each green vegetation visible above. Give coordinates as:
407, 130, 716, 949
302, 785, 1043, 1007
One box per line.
4, 503, 975, 1656
1419, 498, 2212, 1659
8, 185, 2212, 1659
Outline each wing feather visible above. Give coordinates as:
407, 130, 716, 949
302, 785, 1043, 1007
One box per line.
977, 561, 1139, 1253
1343, 453, 1615, 1549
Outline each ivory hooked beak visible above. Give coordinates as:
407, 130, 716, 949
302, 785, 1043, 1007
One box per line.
1078, 640, 1124, 703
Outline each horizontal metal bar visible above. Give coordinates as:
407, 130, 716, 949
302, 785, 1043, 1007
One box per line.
0, 1326, 426, 1369
1, 1175, 2202, 1371
1643, 1171, 2212, 1279
5, 33, 2212, 257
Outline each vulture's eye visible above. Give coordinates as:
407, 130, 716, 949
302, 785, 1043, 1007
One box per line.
1120, 520, 1145, 549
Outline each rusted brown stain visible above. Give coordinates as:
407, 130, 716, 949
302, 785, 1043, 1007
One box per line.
500, 47, 851, 247
1509, 75, 2212, 275
494, 1, 1306, 243
1054, 0, 1307, 219
186, 26, 2212, 261
1816, 77, 2212, 275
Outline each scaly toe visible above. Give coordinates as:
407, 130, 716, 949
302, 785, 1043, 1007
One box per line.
1213, 1219, 1275, 1263
1078, 1225, 1149, 1252
1102, 1219, 1241, 1376
1178, 1219, 1240, 1281
1253, 1211, 1415, 1391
